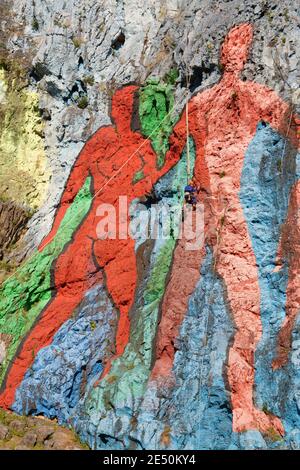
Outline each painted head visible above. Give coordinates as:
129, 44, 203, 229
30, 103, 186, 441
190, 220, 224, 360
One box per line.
220, 23, 253, 74
111, 84, 139, 131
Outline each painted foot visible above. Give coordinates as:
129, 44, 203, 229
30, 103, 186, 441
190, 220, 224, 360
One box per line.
233, 407, 284, 437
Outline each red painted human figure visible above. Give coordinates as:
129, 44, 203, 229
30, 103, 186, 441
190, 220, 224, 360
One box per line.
0, 85, 182, 408
151, 23, 299, 435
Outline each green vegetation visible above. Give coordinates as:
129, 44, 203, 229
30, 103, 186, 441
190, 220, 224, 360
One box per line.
83, 75, 95, 86
266, 10, 274, 23
32, 16, 39, 31
72, 37, 82, 48
207, 41, 213, 52
77, 95, 88, 109
262, 404, 273, 415
277, 159, 282, 172
0, 408, 89, 449
163, 68, 179, 85
265, 427, 283, 442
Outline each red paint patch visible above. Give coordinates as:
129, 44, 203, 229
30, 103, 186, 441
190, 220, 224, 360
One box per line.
0, 85, 180, 409
273, 180, 300, 369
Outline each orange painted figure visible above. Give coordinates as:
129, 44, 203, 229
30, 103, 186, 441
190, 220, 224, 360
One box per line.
0, 85, 182, 409
151, 23, 299, 435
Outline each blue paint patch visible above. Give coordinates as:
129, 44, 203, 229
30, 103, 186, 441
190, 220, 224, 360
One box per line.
240, 121, 300, 445
169, 248, 235, 449
131, 248, 236, 450
12, 283, 118, 427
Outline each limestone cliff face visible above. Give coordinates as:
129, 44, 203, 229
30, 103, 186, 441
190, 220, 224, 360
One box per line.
0, 0, 300, 450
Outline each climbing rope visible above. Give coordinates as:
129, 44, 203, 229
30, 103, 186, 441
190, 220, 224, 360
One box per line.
280, 104, 295, 164
184, 32, 192, 182
185, 97, 191, 180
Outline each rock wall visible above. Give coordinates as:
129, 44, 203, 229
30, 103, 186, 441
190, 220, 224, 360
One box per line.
0, 0, 299, 450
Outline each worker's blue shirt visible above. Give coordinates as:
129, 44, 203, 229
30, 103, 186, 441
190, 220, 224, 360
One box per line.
184, 185, 196, 193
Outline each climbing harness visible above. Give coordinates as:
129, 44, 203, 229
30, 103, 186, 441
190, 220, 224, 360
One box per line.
184, 184, 196, 205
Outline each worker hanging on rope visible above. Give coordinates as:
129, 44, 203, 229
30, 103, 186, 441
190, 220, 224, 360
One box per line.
183, 49, 200, 212
184, 178, 199, 210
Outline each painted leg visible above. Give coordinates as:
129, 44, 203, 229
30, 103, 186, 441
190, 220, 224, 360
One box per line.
273, 182, 300, 369
94, 238, 137, 376
273, 300, 300, 370
216, 206, 284, 435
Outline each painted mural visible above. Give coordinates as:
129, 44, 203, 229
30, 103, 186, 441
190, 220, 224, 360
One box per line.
0, 23, 299, 450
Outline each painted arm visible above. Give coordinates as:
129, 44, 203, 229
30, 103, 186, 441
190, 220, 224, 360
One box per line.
156, 98, 200, 179
157, 107, 188, 177
131, 104, 187, 197
273, 113, 300, 267
135, 98, 199, 198
39, 142, 90, 251
248, 82, 300, 149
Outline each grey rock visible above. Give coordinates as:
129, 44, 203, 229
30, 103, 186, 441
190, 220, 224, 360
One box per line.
45, 430, 76, 450
21, 431, 37, 448
9, 419, 26, 435
0, 423, 9, 440
35, 425, 55, 443
0, 340, 6, 365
